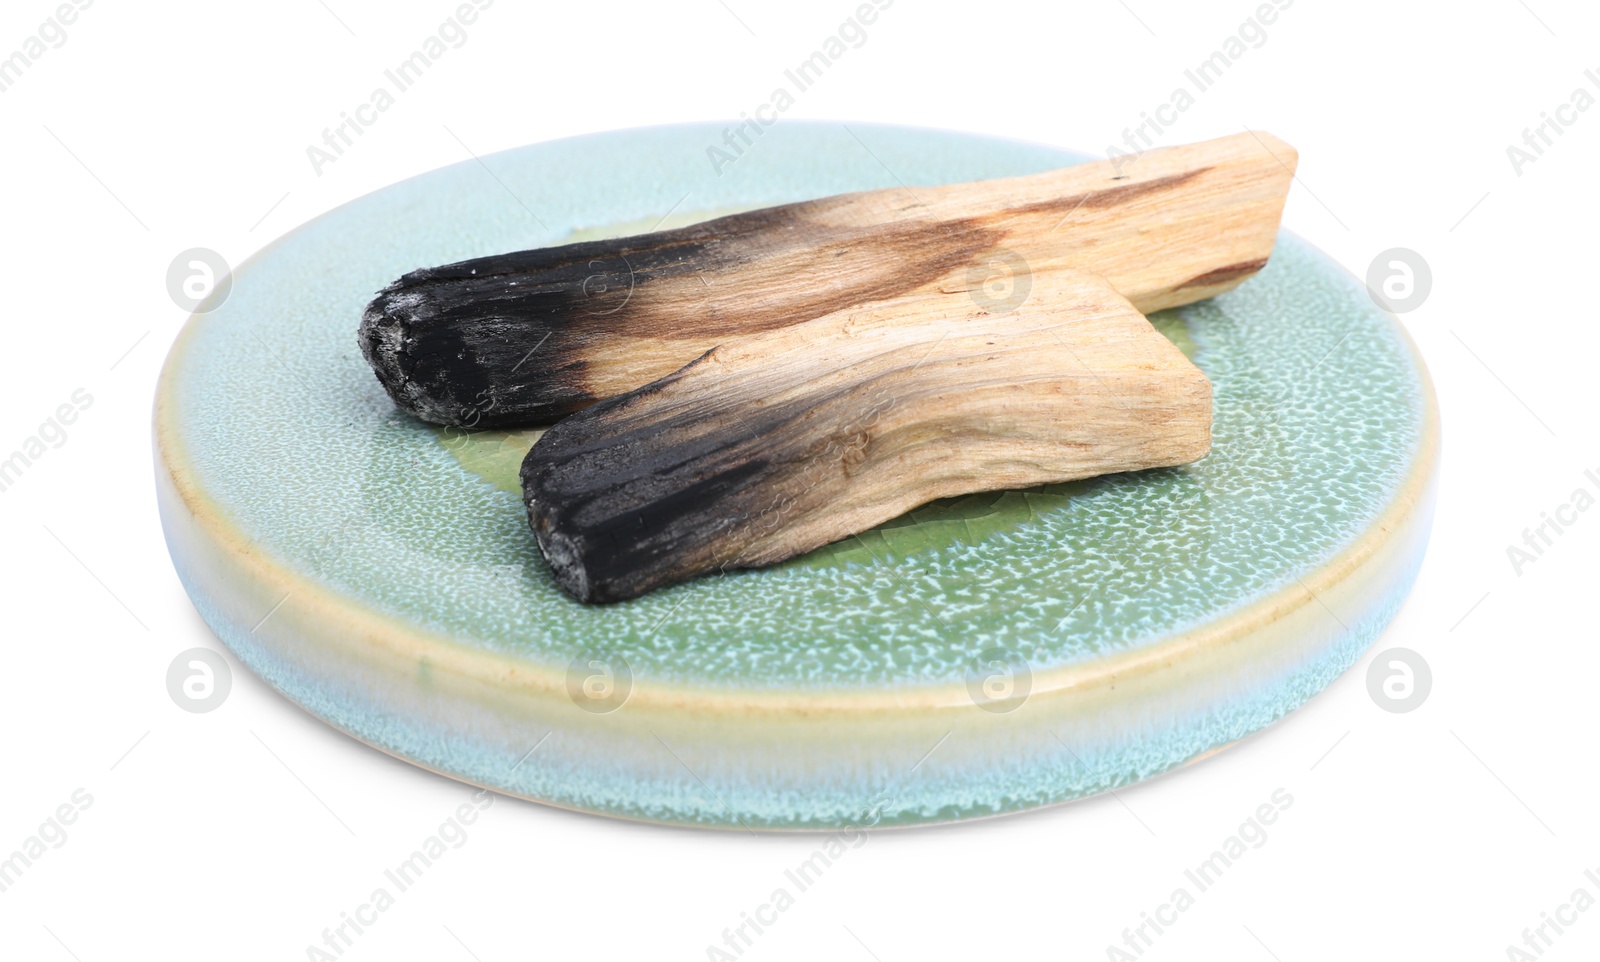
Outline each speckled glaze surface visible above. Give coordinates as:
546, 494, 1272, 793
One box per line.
155, 123, 1439, 829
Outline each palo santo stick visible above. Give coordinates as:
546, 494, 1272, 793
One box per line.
520, 270, 1211, 603
362, 131, 1293, 427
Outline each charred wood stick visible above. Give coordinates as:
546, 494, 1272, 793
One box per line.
520, 270, 1211, 603
362, 132, 1294, 427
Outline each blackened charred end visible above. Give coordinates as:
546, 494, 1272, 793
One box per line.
358, 276, 600, 428
358, 287, 456, 426
521, 419, 780, 604
356, 226, 720, 429
530, 513, 595, 603
522, 449, 601, 603
523, 476, 633, 605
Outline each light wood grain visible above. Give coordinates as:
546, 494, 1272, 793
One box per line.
522, 269, 1211, 602
362, 132, 1294, 426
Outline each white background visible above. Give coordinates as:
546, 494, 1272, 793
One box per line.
2, 0, 1597, 959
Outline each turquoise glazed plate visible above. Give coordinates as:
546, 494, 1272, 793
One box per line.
155, 123, 1438, 830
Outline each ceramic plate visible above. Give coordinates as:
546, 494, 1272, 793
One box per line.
155, 123, 1438, 829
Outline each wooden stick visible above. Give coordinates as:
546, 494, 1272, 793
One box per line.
521, 270, 1211, 603
362, 132, 1294, 427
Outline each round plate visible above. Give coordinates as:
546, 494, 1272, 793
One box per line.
155, 123, 1438, 829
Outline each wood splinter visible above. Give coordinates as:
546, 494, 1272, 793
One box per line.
361, 131, 1295, 427
521, 270, 1211, 603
